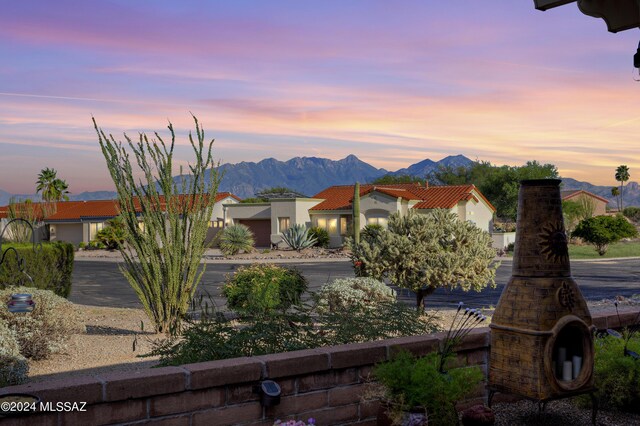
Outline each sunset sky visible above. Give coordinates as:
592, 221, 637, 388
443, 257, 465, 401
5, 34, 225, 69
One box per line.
1, 1, 639, 194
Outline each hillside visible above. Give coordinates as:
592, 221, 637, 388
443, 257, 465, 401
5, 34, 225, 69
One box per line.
1, 155, 637, 206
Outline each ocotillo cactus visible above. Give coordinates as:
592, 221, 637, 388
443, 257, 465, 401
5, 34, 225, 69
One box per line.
353, 182, 360, 244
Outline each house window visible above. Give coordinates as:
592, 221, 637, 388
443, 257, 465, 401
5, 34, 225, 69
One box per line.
340, 216, 351, 235
315, 217, 338, 234
327, 218, 337, 234
278, 217, 290, 232
89, 222, 105, 240
209, 219, 223, 228
367, 217, 388, 227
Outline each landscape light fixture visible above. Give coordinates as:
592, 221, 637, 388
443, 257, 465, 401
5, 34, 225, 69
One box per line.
253, 380, 282, 407
7, 293, 35, 313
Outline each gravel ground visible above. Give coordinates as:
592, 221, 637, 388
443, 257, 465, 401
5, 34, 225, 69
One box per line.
493, 399, 640, 425
27, 305, 162, 383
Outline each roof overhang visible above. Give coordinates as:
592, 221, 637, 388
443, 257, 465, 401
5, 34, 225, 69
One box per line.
534, 0, 640, 33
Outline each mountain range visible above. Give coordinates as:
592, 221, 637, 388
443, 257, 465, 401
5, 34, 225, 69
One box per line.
1, 155, 638, 207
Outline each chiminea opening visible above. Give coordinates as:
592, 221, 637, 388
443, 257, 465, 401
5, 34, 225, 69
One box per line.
546, 316, 594, 392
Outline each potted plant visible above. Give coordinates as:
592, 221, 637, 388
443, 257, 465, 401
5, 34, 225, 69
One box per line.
372, 303, 486, 426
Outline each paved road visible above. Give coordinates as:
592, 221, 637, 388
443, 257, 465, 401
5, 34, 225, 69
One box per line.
70, 258, 640, 310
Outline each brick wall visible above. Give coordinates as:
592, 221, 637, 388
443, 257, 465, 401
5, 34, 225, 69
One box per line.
0, 309, 637, 426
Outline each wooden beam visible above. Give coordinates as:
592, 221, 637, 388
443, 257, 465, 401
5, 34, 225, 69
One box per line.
533, 0, 577, 11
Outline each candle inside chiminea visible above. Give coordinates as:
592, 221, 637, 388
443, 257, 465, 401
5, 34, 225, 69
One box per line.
573, 356, 582, 379
562, 361, 573, 381
557, 347, 567, 377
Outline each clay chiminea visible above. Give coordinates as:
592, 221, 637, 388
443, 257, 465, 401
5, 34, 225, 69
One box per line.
489, 179, 595, 404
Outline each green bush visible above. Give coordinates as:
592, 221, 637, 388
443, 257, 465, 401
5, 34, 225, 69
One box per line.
623, 207, 640, 223
318, 300, 438, 346
93, 217, 126, 250
307, 226, 329, 248
0, 242, 74, 297
0, 287, 85, 360
222, 264, 307, 315
219, 224, 254, 255
315, 277, 395, 312
0, 320, 28, 387
374, 351, 484, 426
149, 299, 438, 366
586, 334, 640, 412
572, 215, 638, 255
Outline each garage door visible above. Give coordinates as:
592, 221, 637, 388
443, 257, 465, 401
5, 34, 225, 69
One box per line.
237, 219, 271, 248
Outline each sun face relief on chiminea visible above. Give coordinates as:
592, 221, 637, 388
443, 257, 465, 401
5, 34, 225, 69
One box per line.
489, 179, 595, 401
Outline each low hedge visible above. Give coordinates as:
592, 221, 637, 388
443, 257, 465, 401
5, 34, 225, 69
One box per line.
0, 242, 74, 297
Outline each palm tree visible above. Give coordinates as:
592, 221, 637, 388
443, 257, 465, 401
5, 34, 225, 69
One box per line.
615, 165, 630, 210
36, 168, 70, 202
611, 187, 621, 211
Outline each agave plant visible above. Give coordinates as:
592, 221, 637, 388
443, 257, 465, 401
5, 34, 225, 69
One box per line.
219, 224, 254, 255
281, 224, 317, 252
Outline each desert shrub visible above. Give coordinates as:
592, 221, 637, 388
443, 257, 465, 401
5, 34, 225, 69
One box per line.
585, 334, 640, 412
0, 242, 74, 297
222, 264, 308, 315
0, 320, 28, 387
373, 350, 484, 426
361, 223, 384, 242
281, 224, 316, 251
318, 300, 438, 346
0, 287, 84, 360
93, 217, 126, 250
572, 215, 638, 255
315, 277, 395, 312
219, 224, 254, 255
149, 299, 438, 366
307, 226, 329, 248
78, 242, 86, 250
623, 207, 640, 223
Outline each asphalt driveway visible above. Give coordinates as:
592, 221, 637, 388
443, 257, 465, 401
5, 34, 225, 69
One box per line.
69, 258, 640, 310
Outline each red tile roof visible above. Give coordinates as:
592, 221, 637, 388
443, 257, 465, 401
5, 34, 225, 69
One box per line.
310, 183, 495, 212
0, 192, 240, 222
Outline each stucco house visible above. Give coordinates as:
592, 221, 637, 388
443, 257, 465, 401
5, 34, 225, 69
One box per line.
225, 183, 496, 248
561, 189, 609, 216
0, 192, 240, 245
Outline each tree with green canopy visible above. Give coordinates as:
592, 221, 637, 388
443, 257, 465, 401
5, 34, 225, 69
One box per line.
431, 160, 559, 221
572, 215, 637, 256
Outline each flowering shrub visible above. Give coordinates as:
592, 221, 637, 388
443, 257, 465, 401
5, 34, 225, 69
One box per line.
0, 287, 85, 360
274, 418, 316, 426
315, 277, 395, 312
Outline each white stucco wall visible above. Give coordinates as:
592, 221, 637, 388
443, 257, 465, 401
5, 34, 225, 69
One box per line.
51, 223, 84, 245
360, 192, 399, 222
270, 199, 323, 246
491, 232, 516, 250
225, 203, 271, 222
212, 196, 238, 223
463, 190, 495, 233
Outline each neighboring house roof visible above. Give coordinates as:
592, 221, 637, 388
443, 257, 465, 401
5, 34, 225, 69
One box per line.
310, 183, 496, 212
0, 192, 241, 223
561, 190, 609, 204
